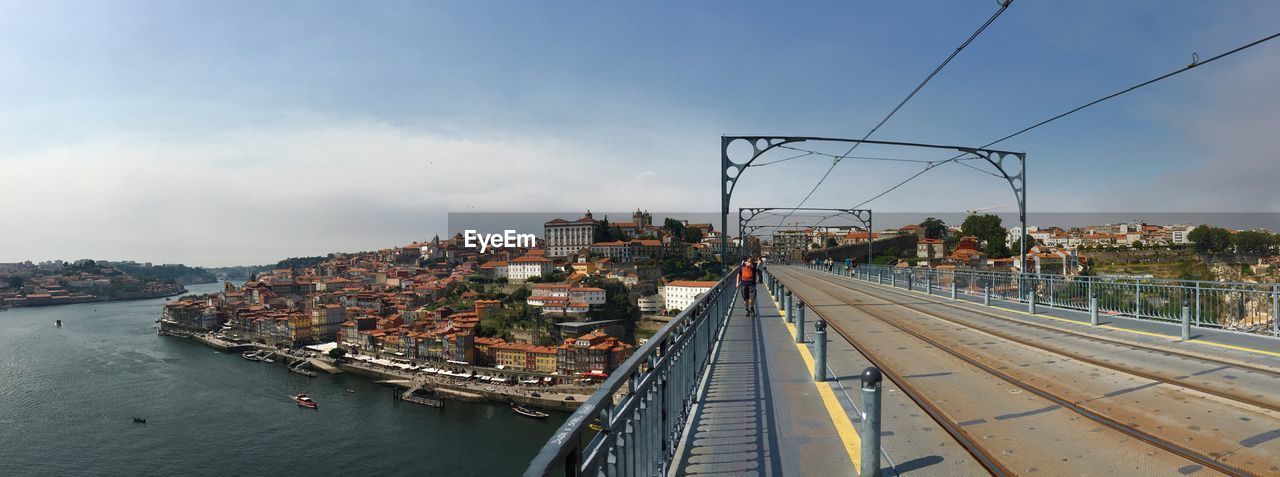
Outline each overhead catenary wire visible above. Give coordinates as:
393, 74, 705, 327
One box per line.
848, 29, 1280, 210
776, 1, 1014, 227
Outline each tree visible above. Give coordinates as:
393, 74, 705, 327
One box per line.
1234, 230, 1274, 255
328, 348, 347, 360
5, 276, 22, 289
1006, 233, 1036, 259
1187, 225, 1232, 253
920, 217, 947, 240
962, 214, 1011, 257
664, 218, 686, 242
825, 237, 839, 248
684, 227, 703, 243
510, 286, 532, 301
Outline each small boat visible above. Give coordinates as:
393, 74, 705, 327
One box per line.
295, 393, 318, 409
242, 351, 262, 362
133, 417, 146, 424
55, 320, 62, 327
346, 389, 356, 393
512, 404, 548, 419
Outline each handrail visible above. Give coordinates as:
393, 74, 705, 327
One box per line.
848, 263, 1280, 337
525, 266, 741, 476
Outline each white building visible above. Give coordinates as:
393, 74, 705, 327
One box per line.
508, 254, 553, 282
529, 284, 606, 305
1170, 225, 1195, 245
545, 212, 598, 258
662, 280, 718, 312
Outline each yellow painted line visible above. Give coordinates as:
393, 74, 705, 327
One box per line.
856, 274, 1280, 359
764, 279, 862, 473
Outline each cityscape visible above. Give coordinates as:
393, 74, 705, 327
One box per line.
2, 1, 1279, 476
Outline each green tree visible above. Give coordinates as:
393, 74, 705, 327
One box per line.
825, 237, 839, 248
510, 286, 531, 301
684, 227, 703, 243
664, 218, 686, 242
920, 217, 948, 240
327, 347, 347, 359
962, 214, 1011, 257
1187, 225, 1233, 253
1234, 230, 1274, 255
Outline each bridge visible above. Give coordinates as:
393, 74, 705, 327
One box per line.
526, 264, 1280, 476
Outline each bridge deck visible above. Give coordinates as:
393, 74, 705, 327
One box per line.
670, 269, 985, 476
765, 265, 1280, 476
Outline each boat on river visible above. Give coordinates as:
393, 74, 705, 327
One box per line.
512, 404, 548, 419
295, 393, 318, 409
242, 351, 262, 362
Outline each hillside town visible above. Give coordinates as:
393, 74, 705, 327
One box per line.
785, 215, 1280, 281
160, 211, 739, 387
0, 260, 201, 308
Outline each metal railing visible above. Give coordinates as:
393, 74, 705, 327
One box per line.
525, 267, 740, 476
808, 263, 1280, 337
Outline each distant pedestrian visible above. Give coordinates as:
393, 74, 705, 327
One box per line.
738, 257, 759, 317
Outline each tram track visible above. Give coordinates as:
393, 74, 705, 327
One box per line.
773, 267, 1255, 476
799, 269, 1280, 413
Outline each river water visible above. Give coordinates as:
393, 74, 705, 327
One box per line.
0, 283, 564, 476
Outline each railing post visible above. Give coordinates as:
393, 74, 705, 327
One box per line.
785, 290, 793, 323
950, 280, 957, 299
905, 274, 911, 291
1181, 303, 1191, 341
814, 320, 827, 382
1273, 285, 1279, 337
1090, 295, 1099, 326
1135, 282, 1142, 319
925, 274, 931, 295
983, 285, 990, 306
1195, 282, 1201, 327
889, 272, 895, 288
795, 301, 806, 343
860, 367, 882, 477
1027, 290, 1037, 315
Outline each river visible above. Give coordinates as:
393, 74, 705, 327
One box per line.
0, 283, 564, 476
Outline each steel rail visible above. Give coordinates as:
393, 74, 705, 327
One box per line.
765, 270, 1013, 476
803, 265, 1280, 411
778, 268, 1248, 477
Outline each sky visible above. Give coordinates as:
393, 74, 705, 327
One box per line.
1, 0, 1278, 266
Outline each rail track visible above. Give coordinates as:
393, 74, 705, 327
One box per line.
800, 268, 1280, 412
774, 267, 1261, 476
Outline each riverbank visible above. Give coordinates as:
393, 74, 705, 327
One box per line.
1, 287, 189, 310
172, 333, 591, 411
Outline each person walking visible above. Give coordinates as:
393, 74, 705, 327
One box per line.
738, 257, 759, 317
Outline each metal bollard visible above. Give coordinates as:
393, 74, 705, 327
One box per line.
785, 290, 793, 323
861, 367, 883, 477
889, 273, 895, 288
950, 281, 957, 299
983, 285, 990, 306
1181, 304, 1191, 341
1027, 291, 1037, 315
814, 320, 827, 382
1089, 296, 1099, 326
925, 275, 931, 295
795, 301, 806, 343
906, 275, 912, 291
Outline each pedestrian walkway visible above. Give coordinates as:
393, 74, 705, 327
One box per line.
671, 286, 855, 476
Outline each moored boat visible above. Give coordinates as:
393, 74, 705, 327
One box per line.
242, 351, 262, 362
512, 404, 548, 419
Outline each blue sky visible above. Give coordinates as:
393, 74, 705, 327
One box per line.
2, 1, 1277, 265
